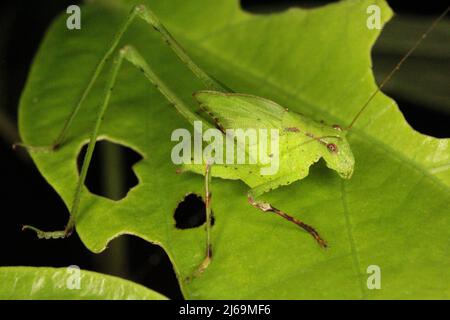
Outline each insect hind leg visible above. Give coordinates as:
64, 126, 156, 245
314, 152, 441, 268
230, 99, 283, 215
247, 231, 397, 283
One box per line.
247, 186, 327, 248
13, 4, 226, 153
23, 48, 127, 240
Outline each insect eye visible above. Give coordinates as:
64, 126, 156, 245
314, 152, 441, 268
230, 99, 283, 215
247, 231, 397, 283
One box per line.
327, 143, 338, 153
332, 124, 342, 131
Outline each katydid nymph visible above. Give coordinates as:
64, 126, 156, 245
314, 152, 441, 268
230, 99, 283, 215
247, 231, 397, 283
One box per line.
14, 4, 449, 278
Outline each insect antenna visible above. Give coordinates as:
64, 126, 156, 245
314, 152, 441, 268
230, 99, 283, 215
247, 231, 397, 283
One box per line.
347, 6, 449, 130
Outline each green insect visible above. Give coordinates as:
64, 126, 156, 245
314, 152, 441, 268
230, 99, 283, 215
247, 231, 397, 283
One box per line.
15, 4, 449, 277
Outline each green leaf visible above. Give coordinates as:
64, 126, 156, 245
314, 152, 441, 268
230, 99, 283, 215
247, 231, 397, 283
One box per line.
19, 0, 450, 299
0, 267, 167, 299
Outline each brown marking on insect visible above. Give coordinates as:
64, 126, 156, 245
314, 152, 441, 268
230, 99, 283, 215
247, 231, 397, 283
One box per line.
305, 131, 334, 147
213, 120, 226, 133
206, 191, 212, 203
332, 124, 342, 131
207, 243, 213, 259
284, 127, 301, 132
199, 105, 226, 133
327, 143, 338, 153
175, 168, 183, 174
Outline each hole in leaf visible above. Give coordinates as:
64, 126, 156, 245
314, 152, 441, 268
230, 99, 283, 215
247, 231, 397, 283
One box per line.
388, 95, 450, 138
174, 193, 215, 229
241, 0, 338, 14
77, 140, 142, 200
95, 235, 183, 300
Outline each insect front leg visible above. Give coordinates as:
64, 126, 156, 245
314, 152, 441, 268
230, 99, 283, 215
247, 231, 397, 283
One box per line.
247, 183, 327, 248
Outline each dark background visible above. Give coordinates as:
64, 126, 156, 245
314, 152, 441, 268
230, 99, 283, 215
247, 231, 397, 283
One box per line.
0, 0, 448, 299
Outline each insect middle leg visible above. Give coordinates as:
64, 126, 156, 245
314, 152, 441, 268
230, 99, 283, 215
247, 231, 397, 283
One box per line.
187, 160, 215, 279
247, 183, 327, 248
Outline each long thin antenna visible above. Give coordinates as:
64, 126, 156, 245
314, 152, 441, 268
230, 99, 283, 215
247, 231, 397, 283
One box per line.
347, 6, 450, 129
